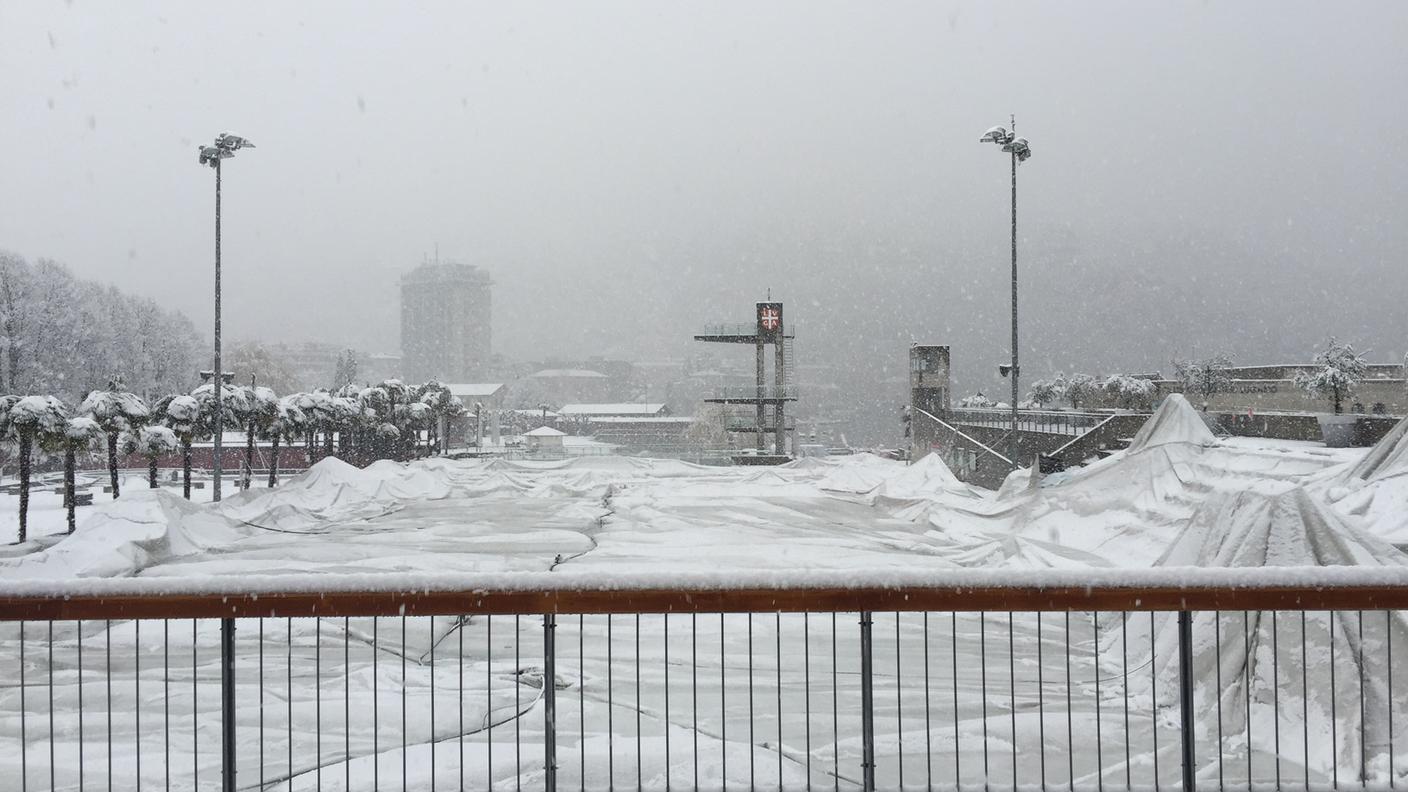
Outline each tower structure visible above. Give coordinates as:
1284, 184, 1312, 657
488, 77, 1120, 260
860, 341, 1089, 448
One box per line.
695, 301, 796, 459
399, 261, 492, 383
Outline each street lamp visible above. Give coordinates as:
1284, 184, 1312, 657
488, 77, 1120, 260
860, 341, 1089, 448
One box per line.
980, 118, 1032, 463
198, 132, 255, 503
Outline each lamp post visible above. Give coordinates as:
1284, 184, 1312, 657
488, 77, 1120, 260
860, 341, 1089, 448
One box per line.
198, 133, 255, 503
979, 118, 1031, 463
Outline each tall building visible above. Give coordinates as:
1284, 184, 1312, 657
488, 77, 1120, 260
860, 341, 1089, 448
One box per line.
400, 262, 492, 384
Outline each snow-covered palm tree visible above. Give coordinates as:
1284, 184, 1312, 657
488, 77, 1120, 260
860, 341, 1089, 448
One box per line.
5, 395, 69, 542
238, 385, 279, 489
155, 394, 200, 499
78, 380, 150, 498
43, 416, 101, 534
263, 396, 306, 486
121, 425, 179, 489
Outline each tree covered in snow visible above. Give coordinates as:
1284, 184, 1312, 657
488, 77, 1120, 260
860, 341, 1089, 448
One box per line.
1026, 378, 1064, 408
4, 394, 69, 540
0, 251, 202, 400
1102, 374, 1158, 410
1173, 353, 1235, 412
333, 349, 359, 390
42, 416, 101, 534
121, 425, 179, 489
957, 392, 995, 408
155, 394, 200, 499
78, 380, 150, 498
1063, 374, 1098, 409
262, 396, 307, 486
237, 385, 279, 489
1294, 337, 1368, 415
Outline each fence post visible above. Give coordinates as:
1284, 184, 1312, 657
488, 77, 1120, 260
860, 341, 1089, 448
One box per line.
544, 613, 558, 792
221, 616, 236, 792
1178, 610, 1195, 792
860, 611, 876, 792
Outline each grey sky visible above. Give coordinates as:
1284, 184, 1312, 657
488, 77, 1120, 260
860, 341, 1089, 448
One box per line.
2, 2, 1406, 405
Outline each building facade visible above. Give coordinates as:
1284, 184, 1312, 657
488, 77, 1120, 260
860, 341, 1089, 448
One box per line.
400, 262, 492, 384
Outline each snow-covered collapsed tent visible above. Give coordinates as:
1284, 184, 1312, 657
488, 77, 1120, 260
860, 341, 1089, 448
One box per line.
1326, 414, 1408, 545
1127, 482, 1408, 782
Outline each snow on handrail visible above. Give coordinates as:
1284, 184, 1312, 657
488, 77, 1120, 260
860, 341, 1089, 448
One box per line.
4, 566, 1408, 620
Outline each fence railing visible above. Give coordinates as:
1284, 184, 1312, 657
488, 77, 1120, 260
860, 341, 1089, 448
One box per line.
946, 408, 1111, 436
2, 569, 1407, 792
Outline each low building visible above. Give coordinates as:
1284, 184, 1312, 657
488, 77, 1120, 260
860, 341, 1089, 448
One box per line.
529, 368, 612, 405
559, 403, 668, 418
525, 426, 566, 451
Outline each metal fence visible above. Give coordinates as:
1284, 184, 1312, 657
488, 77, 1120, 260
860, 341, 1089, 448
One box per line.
946, 409, 1110, 436
2, 575, 1406, 791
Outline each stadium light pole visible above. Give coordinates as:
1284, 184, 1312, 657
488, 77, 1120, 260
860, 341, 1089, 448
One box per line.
198, 133, 254, 504
979, 118, 1031, 463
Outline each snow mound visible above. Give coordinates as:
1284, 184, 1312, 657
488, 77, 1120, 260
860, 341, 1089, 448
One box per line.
1124, 393, 1216, 454
217, 456, 451, 531
877, 453, 962, 497
0, 489, 246, 579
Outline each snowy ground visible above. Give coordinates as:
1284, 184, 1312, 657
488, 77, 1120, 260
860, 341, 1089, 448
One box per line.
3, 397, 1408, 791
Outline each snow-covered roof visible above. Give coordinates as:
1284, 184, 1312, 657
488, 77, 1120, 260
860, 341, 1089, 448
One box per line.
444, 383, 504, 398
530, 369, 608, 379
524, 426, 567, 437
559, 403, 666, 416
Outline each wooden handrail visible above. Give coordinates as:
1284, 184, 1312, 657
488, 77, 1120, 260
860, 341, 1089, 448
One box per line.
4, 580, 1408, 621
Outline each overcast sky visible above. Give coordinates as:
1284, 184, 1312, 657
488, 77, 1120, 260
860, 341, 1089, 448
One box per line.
2, 1, 1406, 402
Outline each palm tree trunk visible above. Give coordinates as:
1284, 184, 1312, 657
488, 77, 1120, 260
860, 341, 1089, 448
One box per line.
17, 432, 31, 543
245, 426, 256, 490
306, 432, 315, 464
148, 457, 158, 488
64, 447, 76, 534
325, 428, 334, 458
182, 439, 192, 499
107, 432, 121, 498
268, 434, 281, 487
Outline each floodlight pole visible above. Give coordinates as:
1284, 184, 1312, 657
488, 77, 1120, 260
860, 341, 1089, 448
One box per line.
1009, 116, 1019, 463
213, 157, 224, 503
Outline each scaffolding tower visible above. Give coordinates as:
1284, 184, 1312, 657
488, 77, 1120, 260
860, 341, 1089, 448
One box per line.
694, 302, 797, 460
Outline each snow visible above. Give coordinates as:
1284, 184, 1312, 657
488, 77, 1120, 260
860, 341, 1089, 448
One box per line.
524, 427, 568, 438
3, 427, 1408, 790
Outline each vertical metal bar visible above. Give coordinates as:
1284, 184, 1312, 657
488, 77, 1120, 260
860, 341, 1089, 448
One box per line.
581, 615, 586, 792
1360, 610, 1366, 785
404, 614, 412, 792
1123, 613, 1131, 790
194, 619, 200, 792
1037, 612, 1046, 790
487, 616, 495, 789
1214, 612, 1223, 790
259, 619, 265, 790
1302, 611, 1310, 791
608, 614, 615, 791
1273, 611, 1280, 789
317, 618, 323, 792
545, 614, 558, 792
460, 616, 466, 792
664, 614, 670, 792
221, 616, 235, 792
430, 617, 436, 792
1390, 609, 1396, 787
1178, 610, 1195, 792
639, 614, 645, 792
777, 612, 784, 792
374, 616, 380, 792
1244, 612, 1251, 789
834, 613, 842, 792
346, 618, 351, 792
108, 621, 113, 792
691, 613, 697, 791
924, 612, 933, 792
1067, 612, 1075, 790
79, 620, 85, 792
982, 611, 990, 787
953, 612, 960, 789
805, 612, 811, 791
1093, 612, 1101, 792
721, 614, 727, 792
860, 611, 876, 792
163, 619, 169, 792
1152, 613, 1159, 792
897, 613, 904, 788
289, 619, 295, 792
1009, 611, 1017, 790
1330, 611, 1337, 790
19, 622, 25, 792
50, 621, 57, 792
749, 614, 755, 790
